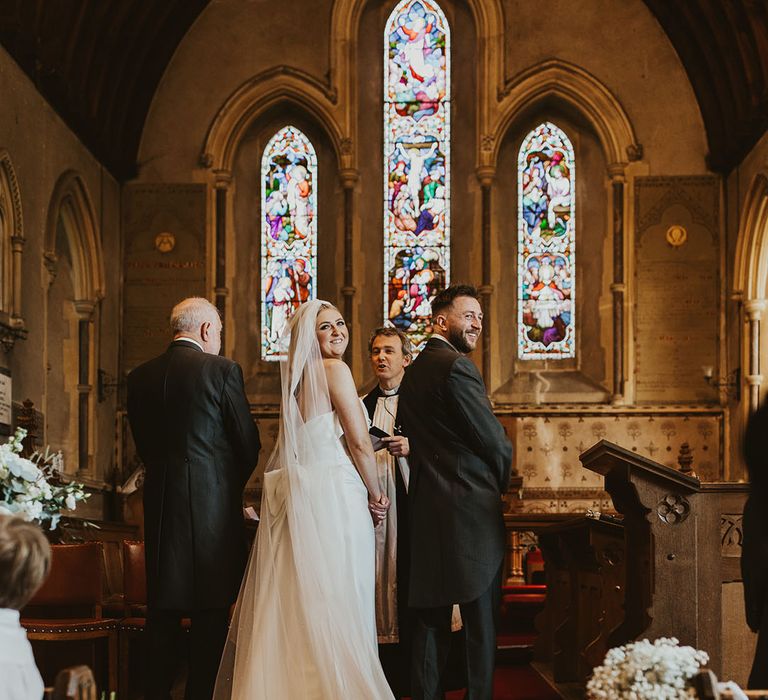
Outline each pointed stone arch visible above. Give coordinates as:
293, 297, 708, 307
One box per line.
44, 171, 104, 475
733, 172, 768, 412
734, 173, 768, 301
488, 59, 640, 169
45, 171, 105, 304
201, 67, 345, 175
0, 150, 26, 349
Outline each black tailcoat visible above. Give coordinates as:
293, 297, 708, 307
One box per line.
398, 337, 513, 608
127, 341, 260, 611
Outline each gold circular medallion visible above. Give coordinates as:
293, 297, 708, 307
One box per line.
154, 231, 176, 254
665, 225, 687, 247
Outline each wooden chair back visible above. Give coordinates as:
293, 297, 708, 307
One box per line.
122, 540, 146, 606
27, 542, 103, 616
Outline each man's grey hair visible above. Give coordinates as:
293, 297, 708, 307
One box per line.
170, 297, 221, 334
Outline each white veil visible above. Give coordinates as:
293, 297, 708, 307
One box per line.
214, 300, 393, 699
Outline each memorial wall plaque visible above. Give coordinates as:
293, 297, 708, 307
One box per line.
634, 177, 720, 403
122, 185, 207, 369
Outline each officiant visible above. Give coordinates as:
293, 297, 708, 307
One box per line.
363, 327, 413, 697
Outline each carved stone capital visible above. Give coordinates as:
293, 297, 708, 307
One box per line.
339, 168, 359, 189
213, 170, 232, 188
73, 300, 96, 319
475, 166, 496, 187
744, 298, 766, 320
0, 316, 27, 351
607, 163, 627, 181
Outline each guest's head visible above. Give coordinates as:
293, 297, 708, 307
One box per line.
315, 303, 348, 359
0, 515, 51, 610
170, 297, 222, 355
368, 327, 413, 390
431, 284, 483, 353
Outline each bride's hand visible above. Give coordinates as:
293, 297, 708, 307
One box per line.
368, 493, 390, 526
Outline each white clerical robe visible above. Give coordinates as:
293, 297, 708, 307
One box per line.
372, 389, 407, 643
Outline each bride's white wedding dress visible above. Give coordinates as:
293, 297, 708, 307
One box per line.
214, 301, 393, 700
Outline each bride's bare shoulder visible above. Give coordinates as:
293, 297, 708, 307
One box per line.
322, 358, 353, 385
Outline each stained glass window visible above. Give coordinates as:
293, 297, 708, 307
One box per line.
518, 122, 575, 360
384, 0, 450, 349
261, 125, 317, 360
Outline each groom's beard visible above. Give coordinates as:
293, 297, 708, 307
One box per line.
448, 327, 478, 354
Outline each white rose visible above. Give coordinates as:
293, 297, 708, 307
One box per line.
20, 500, 43, 521
8, 454, 41, 482
65, 494, 77, 511
0, 503, 13, 517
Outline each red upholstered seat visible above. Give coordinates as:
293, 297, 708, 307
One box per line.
21, 542, 118, 694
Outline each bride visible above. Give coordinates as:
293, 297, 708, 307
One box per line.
214, 300, 395, 699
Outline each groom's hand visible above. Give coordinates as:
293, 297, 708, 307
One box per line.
382, 435, 409, 457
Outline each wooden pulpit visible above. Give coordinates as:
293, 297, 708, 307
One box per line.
580, 440, 749, 678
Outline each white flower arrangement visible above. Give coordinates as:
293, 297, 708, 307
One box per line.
587, 637, 709, 700
0, 427, 89, 529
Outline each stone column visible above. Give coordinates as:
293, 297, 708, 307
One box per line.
74, 300, 96, 476
745, 299, 765, 413
213, 172, 231, 353
477, 166, 495, 383
340, 169, 358, 364
609, 167, 626, 403
10, 233, 23, 322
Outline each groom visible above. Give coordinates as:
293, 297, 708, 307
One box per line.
127, 297, 261, 700
399, 284, 513, 700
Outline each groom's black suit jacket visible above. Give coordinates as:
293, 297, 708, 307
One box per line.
399, 337, 513, 608
127, 341, 260, 610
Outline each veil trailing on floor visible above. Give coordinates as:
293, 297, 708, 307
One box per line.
214, 300, 393, 699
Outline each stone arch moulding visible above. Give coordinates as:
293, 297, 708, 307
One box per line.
732, 172, 768, 412
200, 67, 346, 174
329, 0, 505, 154
733, 172, 768, 302
45, 171, 105, 305
0, 149, 27, 349
487, 59, 641, 169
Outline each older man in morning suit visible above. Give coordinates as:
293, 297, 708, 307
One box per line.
399, 284, 513, 700
127, 297, 260, 700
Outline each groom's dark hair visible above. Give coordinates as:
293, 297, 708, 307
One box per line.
431, 284, 480, 319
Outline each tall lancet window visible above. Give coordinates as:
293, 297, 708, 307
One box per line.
518, 122, 575, 360
384, 0, 450, 349
261, 125, 318, 360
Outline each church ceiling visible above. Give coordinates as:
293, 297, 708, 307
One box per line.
0, 0, 765, 179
